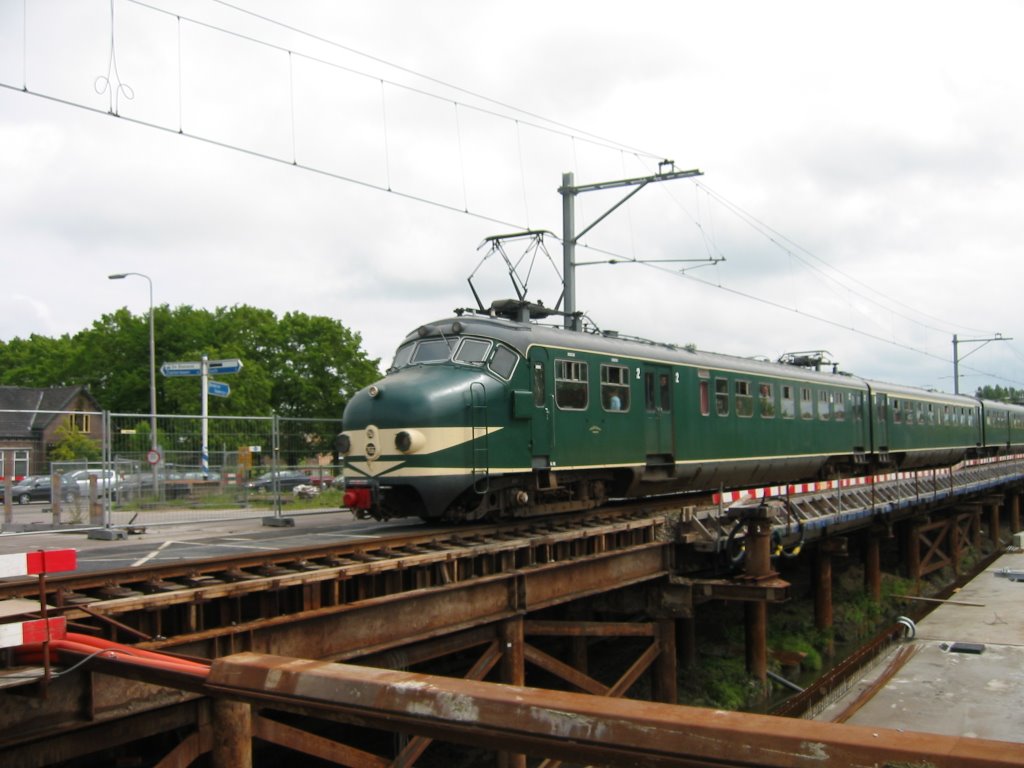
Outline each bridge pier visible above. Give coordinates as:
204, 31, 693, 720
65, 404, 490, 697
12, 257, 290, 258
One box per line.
211, 698, 252, 768
863, 529, 882, 602
499, 618, 527, 768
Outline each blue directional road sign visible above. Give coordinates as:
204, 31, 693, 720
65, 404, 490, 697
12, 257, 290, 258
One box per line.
208, 358, 243, 375
207, 380, 231, 398
161, 361, 202, 377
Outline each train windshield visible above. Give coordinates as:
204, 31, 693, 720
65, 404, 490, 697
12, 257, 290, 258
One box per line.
390, 336, 518, 379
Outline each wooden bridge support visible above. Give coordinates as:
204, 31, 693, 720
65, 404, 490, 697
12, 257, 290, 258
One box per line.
211, 698, 252, 768
985, 498, 1002, 547
863, 530, 882, 603
814, 538, 846, 658
499, 618, 527, 768
741, 507, 774, 687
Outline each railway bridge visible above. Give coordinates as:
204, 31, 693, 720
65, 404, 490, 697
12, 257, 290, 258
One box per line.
1, 457, 1022, 766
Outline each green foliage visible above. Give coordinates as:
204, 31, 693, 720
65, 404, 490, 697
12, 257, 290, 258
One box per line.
0, 305, 382, 425
48, 421, 102, 462
975, 384, 1024, 403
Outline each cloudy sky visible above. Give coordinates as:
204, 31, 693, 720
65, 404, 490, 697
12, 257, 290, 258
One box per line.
2, 0, 1023, 395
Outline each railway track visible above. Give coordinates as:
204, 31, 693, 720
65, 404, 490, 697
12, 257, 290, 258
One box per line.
0, 505, 673, 650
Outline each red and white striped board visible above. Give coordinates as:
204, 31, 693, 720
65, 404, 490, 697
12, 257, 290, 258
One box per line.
711, 453, 1024, 506
0, 549, 77, 579
0, 617, 67, 649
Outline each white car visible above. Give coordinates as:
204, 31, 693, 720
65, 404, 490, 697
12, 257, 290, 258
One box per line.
66, 469, 120, 499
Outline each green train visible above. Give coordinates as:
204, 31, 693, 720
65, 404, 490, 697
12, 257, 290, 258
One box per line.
339, 304, 1024, 521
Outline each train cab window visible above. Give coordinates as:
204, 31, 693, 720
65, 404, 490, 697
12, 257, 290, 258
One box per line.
781, 385, 795, 419
735, 380, 753, 417
818, 390, 831, 421
454, 338, 492, 365
715, 378, 729, 416
601, 364, 630, 412
555, 360, 588, 410
699, 380, 710, 416
800, 388, 813, 419
488, 345, 518, 380
411, 338, 457, 364
759, 383, 775, 418
390, 343, 414, 371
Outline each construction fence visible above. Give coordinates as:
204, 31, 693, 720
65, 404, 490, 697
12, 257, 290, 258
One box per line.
1, 409, 346, 536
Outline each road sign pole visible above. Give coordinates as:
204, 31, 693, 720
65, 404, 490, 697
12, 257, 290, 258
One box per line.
201, 355, 209, 479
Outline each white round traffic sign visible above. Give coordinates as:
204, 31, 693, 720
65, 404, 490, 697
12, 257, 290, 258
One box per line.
146, 449, 162, 465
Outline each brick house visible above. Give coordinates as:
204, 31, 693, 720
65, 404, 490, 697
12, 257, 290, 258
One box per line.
0, 386, 103, 479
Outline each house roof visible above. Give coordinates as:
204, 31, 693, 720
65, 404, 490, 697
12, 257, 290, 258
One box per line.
0, 386, 99, 439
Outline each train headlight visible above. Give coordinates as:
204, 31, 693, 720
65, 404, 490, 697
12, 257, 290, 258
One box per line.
395, 429, 426, 454
336, 433, 351, 455
368, 385, 381, 398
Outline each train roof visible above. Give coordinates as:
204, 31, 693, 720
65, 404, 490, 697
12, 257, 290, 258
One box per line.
404, 311, 1008, 410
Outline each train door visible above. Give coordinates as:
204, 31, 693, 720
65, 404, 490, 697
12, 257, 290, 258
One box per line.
643, 365, 675, 457
528, 348, 552, 465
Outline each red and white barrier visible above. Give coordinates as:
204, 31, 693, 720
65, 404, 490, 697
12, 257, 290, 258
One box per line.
0, 549, 77, 579
0, 617, 67, 649
711, 453, 1024, 506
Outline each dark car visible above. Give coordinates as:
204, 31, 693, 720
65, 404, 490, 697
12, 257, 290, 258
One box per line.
10, 475, 79, 504
246, 470, 313, 493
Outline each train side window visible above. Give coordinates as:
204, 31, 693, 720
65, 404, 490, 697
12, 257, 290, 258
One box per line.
488, 345, 518, 380
555, 360, 588, 410
601, 364, 630, 412
735, 380, 753, 417
876, 394, 887, 421
818, 390, 831, 421
533, 363, 546, 407
660, 374, 672, 412
917, 403, 926, 425
834, 392, 846, 421
699, 380, 710, 416
781, 385, 795, 418
893, 400, 902, 424
759, 383, 775, 418
851, 392, 862, 420
715, 378, 729, 416
800, 388, 813, 419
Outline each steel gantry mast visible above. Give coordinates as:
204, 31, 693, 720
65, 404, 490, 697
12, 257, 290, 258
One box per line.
559, 161, 704, 330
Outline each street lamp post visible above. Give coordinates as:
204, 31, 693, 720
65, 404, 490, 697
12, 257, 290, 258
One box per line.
109, 273, 158, 494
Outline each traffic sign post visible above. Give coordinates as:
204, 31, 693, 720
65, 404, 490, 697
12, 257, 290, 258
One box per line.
161, 356, 242, 478
207, 380, 231, 398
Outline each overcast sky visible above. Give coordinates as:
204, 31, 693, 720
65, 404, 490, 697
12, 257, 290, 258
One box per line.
2, 0, 1023, 395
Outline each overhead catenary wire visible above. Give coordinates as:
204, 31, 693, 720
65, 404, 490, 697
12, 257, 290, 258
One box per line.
3, 1, 1019, 389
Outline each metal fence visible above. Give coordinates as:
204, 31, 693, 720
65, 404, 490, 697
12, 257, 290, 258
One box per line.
1, 409, 345, 537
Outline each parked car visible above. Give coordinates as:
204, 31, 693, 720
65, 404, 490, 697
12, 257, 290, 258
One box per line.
10, 475, 79, 504
246, 470, 313, 493
66, 469, 121, 499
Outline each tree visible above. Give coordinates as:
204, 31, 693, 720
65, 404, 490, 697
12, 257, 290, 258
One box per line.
975, 385, 1024, 403
0, 305, 381, 420
48, 421, 102, 463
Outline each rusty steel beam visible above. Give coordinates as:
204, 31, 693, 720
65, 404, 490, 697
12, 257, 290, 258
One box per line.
206, 652, 1020, 768
146, 543, 669, 663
